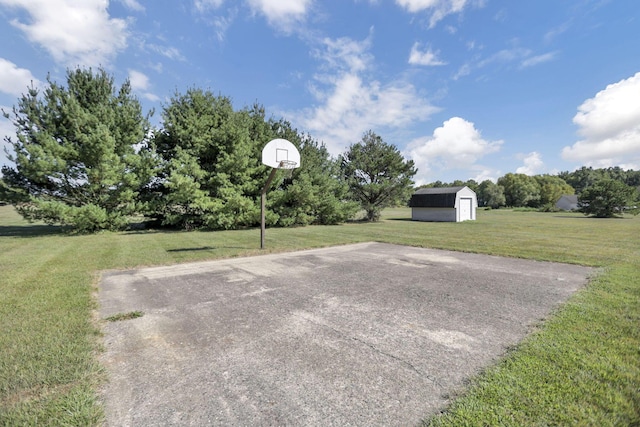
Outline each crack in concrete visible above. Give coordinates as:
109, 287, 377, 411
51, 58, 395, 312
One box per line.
294, 312, 442, 387
350, 336, 442, 387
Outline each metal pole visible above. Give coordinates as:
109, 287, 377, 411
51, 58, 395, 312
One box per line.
260, 167, 279, 249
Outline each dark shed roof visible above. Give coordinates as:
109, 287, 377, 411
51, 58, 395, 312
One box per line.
409, 186, 465, 208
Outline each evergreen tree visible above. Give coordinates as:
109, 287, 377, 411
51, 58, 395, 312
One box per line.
150, 91, 357, 229
579, 178, 638, 218
268, 124, 358, 226
341, 130, 416, 221
151, 88, 261, 229
1, 68, 154, 232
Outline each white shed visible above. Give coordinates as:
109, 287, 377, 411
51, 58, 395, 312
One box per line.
555, 194, 579, 211
409, 186, 477, 222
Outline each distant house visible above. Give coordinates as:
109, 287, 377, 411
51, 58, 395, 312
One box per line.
409, 186, 477, 222
555, 194, 579, 211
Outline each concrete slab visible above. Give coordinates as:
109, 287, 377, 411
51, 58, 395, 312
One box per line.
99, 242, 593, 426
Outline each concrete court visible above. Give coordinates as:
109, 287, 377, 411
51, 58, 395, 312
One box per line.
99, 242, 593, 426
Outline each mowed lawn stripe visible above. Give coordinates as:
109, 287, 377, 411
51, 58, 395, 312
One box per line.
1, 205, 639, 426
1, 234, 102, 424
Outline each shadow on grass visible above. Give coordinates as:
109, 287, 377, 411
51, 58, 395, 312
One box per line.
166, 245, 248, 253
122, 228, 183, 235
0, 224, 67, 238
166, 246, 216, 253
552, 215, 629, 219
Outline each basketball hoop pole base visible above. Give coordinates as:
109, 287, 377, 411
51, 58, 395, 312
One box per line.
260, 167, 279, 249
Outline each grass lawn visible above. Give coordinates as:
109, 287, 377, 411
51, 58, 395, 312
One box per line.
1, 205, 638, 425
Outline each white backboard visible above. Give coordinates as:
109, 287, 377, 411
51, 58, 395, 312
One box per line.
261, 139, 301, 169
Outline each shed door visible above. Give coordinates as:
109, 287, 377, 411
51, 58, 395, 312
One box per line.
460, 198, 472, 221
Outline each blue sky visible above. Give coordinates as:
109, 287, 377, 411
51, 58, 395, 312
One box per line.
1, 0, 639, 184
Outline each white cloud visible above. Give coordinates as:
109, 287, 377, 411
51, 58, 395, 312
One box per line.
406, 117, 503, 183
146, 44, 186, 61
0, 58, 41, 96
544, 21, 571, 44
471, 167, 501, 184
128, 69, 150, 91
520, 51, 557, 69
408, 43, 447, 66
454, 46, 555, 79
453, 63, 471, 80
149, 62, 163, 73
516, 151, 543, 175
562, 72, 640, 169
128, 69, 160, 102
317, 34, 373, 74
395, 0, 474, 28
191, 1, 237, 41
194, 0, 225, 12
141, 92, 160, 102
493, 8, 507, 22
211, 13, 235, 41
246, 0, 312, 30
0, 0, 129, 67
477, 47, 531, 68
291, 34, 439, 154
120, 0, 144, 12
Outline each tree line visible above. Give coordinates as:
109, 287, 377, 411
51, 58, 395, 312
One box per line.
1, 68, 638, 231
0, 68, 416, 232
422, 167, 640, 217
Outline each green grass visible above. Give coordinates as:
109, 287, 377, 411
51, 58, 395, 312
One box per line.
103, 311, 144, 322
1, 205, 638, 426
424, 262, 640, 426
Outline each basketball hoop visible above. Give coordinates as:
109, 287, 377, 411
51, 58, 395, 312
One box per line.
260, 139, 301, 249
278, 160, 297, 169
278, 160, 297, 178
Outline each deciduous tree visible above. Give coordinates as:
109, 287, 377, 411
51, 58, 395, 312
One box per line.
477, 180, 506, 208
558, 167, 600, 195
497, 173, 541, 207
535, 175, 574, 208
560, 166, 640, 194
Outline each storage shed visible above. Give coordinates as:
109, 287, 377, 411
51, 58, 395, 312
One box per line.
409, 186, 477, 222
555, 194, 579, 211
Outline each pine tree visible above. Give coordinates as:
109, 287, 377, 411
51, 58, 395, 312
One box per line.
341, 130, 417, 221
1, 68, 154, 232
268, 122, 358, 226
151, 89, 262, 229
579, 178, 638, 217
